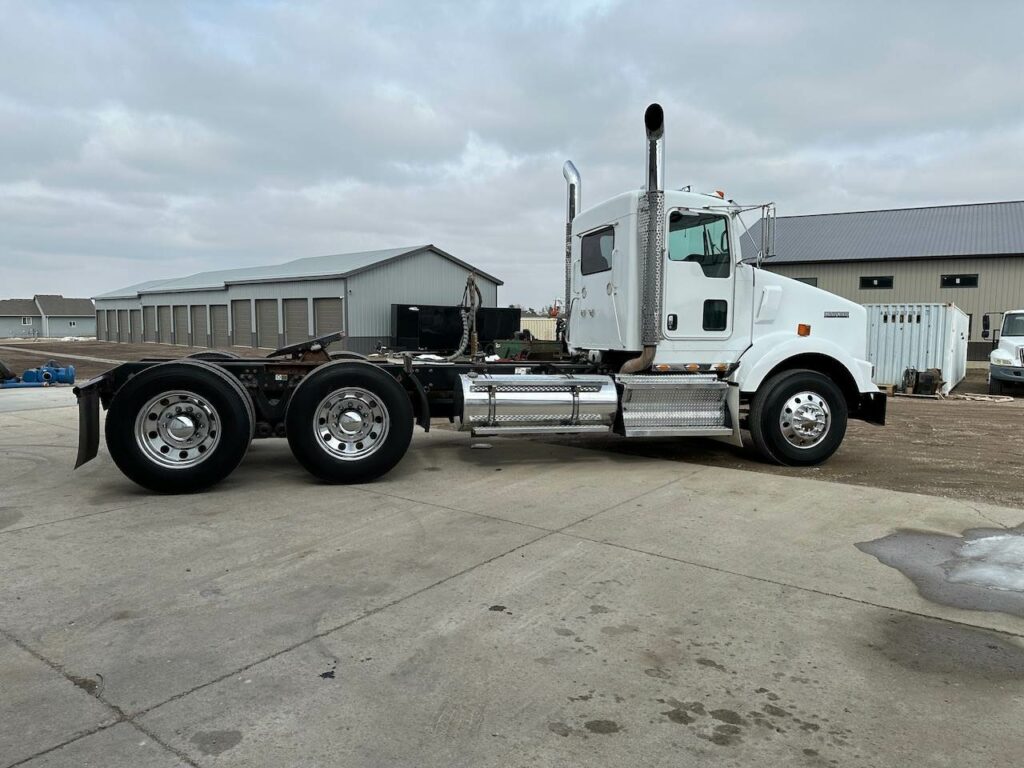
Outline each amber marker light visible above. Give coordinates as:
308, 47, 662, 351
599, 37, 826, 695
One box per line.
797, 324, 811, 336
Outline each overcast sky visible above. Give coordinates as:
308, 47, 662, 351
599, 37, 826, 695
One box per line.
2, 0, 1023, 308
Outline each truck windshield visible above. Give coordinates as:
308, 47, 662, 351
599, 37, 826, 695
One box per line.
1002, 313, 1024, 337
668, 211, 730, 278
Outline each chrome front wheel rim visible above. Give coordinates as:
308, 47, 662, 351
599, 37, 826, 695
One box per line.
135, 390, 221, 469
313, 387, 390, 461
779, 391, 831, 449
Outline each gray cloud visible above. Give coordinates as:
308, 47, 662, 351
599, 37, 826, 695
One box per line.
2, 0, 1023, 308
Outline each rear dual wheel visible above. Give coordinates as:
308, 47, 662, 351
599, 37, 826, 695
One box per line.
285, 362, 413, 484
105, 361, 253, 493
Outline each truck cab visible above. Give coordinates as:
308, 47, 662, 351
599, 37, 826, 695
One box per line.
988, 310, 1024, 394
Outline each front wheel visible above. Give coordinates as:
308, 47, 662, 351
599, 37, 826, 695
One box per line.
989, 378, 1004, 396
748, 369, 848, 466
285, 362, 413, 483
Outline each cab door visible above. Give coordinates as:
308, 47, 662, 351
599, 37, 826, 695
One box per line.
572, 223, 628, 350
662, 210, 735, 340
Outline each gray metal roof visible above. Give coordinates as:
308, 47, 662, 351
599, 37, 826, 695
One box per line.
0, 298, 41, 317
96, 245, 503, 299
32, 295, 95, 316
746, 201, 1024, 265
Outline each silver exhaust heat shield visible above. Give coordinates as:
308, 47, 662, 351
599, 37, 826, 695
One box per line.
640, 103, 665, 348
458, 373, 617, 436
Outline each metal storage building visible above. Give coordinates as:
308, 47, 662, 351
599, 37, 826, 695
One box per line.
748, 201, 1024, 359
93, 245, 502, 354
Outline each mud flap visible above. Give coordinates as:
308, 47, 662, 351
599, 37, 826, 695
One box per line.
73, 380, 102, 468
858, 391, 887, 426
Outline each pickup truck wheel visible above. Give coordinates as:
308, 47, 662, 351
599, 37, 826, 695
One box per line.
105, 362, 253, 493
989, 378, 1004, 396
286, 362, 413, 483
749, 369, 848, 466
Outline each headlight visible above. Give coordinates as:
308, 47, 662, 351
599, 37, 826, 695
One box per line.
991, 352, 1014, 366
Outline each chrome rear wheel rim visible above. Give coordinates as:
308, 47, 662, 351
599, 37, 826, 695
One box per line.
313, 387, 390, 461
135, 390, 221, 469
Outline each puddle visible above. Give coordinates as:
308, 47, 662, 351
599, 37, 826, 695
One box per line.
856, 526, 1024, 618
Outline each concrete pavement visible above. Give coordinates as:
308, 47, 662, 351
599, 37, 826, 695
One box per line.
1, 395, 1022, 767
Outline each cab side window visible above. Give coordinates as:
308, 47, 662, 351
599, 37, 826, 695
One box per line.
581, 226, 614, 276
668, 212, 731, 278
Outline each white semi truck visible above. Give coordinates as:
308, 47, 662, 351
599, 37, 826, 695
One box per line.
73, 103, 886, 493
985, 310, 1024, 394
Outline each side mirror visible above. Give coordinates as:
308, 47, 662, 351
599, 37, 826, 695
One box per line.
982, 329, 990, 339
982, 315, 990, 331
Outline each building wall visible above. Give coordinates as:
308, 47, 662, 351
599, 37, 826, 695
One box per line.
0, 317, 39, 338
46, 315, 96, 337
0, 315, 94, 338
766, 255, 1024, 356
347, 251, 499, 353
95, 278, 349, 348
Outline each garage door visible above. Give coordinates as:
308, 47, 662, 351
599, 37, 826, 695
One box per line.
116, 310, 128, 342
210, 305, 229, 348
313, 298, 344, 337
283, 298, 309, 345
143, 306, 156, 342
255, 299, 278, 349
129, 309, 142, 343
173, 306, 189, 345
106, 310, 117, 342
96, 311, 106, 341
157, 306, 172, 344
190, 305, 209, 348
231, 300, 252, 347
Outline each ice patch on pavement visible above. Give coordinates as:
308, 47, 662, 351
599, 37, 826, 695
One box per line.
945, 534, 1024, 592
856, 525, 1024, 618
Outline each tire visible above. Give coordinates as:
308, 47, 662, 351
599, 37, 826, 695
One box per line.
989, 378, 1004, 396
188, 351, 240, 361
749, 369, 848, 466
105, 361, 253, 493
286, 362, 413, 483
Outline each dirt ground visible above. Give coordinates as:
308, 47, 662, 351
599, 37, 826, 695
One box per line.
547, 375, 1024, 509
2, 339, 1021, 509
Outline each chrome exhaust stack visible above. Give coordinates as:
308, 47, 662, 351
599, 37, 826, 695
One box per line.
621, 103, 666, 374
562, 161, 581, 334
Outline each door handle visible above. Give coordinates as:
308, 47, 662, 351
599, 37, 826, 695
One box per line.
667, 314, 678, 331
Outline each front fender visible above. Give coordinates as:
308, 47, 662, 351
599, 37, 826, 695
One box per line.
734, 333, 876, 394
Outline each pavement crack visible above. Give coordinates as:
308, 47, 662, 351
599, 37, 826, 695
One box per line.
0, 505, 135, 536
127, 529, 555, 720
962, 502, 1011, 530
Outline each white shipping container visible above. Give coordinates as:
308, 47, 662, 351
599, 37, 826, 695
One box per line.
864, 303, 969, 395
